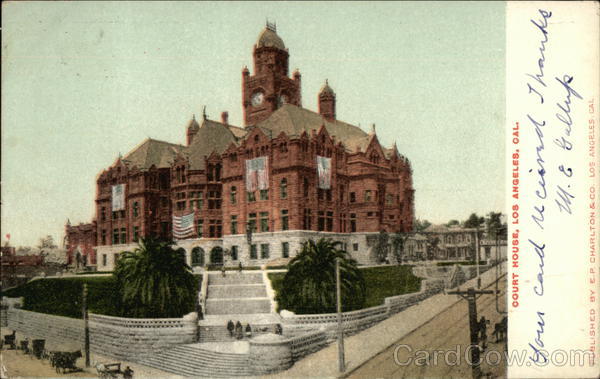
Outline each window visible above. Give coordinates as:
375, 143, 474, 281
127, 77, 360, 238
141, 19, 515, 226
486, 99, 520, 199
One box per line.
120, 228, 127, 244
197, 219, 203, 238
250, 244, 258, 259
281, 209, 289, 231
326, 189, 332, 202
231, 215, 238, 235
326, 211, 333, 231
102, 254, 107, 266
176, 201, 186, 211
133, 202, 139, 218
350, 213, 357, 232
161, 222, 169, 238
260, 212, 269, 232
260, 244, 270, 259
350, 192, 356, 203
340, 213, 347, 233
192, 247, 205, 267
114, 253, 120, 265
209, 219, 222, 238
160, 197, 168, 208
101, 207, 106, 222
367, 212, 374, 217
386, 194, 394, 205
280, 178, 288, 199
208, 191, 221, 209
231, 246, 238, 260
365, 190, 372, 202
247, 191, 256, 202
339, 185, 344, 202
318, 211, 325, 231
282, 242, 289, 258
260, 189, 269, 200
248, 213, 257, 233
101, 229, 107, 245
353, 243, 359, 251
303, 209, 312, 230
112, 229, 119, 244
303, 178, 309, 197
133, 226, 139, 242
112, 211, 118, 220
230, 186, 237, 204
120, 210, 125, 218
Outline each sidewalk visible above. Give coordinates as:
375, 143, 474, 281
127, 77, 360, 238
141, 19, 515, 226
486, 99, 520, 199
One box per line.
267, 264, 505, 378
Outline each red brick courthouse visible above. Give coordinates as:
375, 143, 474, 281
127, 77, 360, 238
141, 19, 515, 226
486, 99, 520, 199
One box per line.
66, 24, 415, 270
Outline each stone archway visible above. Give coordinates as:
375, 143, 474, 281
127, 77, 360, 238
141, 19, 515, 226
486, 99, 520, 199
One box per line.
210, 246, 224, 266
191, 247, 205, 267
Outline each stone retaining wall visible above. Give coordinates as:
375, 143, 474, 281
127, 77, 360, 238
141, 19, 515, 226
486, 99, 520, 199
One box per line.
5, 308, 197, 360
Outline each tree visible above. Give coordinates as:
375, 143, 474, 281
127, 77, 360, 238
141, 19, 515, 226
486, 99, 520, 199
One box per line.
38, 235, 57, 250
276, 238, 366, 314
485, 212, 507, 239
426, 235, 440, 260
446, 219, 460, 227
390, 233, 409, 264
114, 237, 196, 318
414, 219, 432, 232
374, 231, 390, 263
463, 213, 485, 229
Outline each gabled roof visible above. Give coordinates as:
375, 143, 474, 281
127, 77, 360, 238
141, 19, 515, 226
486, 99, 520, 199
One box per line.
187, 119, 239, 170
122, 138, 184, 170
256, 104, 368, 152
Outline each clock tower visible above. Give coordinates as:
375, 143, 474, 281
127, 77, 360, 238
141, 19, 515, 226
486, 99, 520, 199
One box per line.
242, 22, 302, 126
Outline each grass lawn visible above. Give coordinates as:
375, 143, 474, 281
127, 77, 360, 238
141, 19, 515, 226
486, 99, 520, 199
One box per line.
2, 274, 202, 319
268, 265, 422, 312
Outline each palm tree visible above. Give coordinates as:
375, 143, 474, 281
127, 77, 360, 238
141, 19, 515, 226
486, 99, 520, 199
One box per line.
114, 237, 196, 318
276, 238, 366, 314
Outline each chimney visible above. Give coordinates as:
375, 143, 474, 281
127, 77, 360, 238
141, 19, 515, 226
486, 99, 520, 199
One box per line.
221, 111, 229, 125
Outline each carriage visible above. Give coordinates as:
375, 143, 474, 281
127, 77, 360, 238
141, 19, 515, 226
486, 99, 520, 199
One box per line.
96, 362, 134, 379
49, 350, 82, 373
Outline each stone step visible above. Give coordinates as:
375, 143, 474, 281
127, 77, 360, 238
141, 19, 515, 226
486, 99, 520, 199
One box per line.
207, 284, 267, 299
208, 273, 263, 285
205, 298, 271, 315
136, 345, 252, 378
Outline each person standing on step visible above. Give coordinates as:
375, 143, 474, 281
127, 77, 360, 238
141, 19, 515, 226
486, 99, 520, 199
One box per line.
235, 321, 243, 340
239, 262, 243, 273
221, 265, 226, 277
227, 320, 235, 338
245, 323, 252, 339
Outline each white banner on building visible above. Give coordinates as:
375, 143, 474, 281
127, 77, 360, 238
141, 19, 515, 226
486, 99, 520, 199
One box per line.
317, 155, 331, 189
245, 156, 269, 192
111, 184, 126, 211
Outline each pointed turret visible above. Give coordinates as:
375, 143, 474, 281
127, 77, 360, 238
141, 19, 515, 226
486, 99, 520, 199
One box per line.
318, 79, 336, 122
186, 114, 200, 145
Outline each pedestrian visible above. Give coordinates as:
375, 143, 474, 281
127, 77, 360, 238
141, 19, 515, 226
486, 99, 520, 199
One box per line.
221, 266, 226, 277
239, 262, 243, 273
274, 323, 283, 335
235, 321, 243, 340
245, 323, 252, 339
123, 366, 134, 379
227, 320, 235, 338
479, 316, 488, 350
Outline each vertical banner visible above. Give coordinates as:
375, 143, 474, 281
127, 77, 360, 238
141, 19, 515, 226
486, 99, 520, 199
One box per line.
173, 213, 195, 240
245, 156, 269, 192
111, 184, 125, 211
317, 155, 332, 189
506, 2, 599, 377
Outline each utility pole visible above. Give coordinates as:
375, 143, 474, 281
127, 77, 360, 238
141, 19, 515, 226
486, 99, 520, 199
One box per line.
336, 258, 345, 373
446, 287, 496, 379
82, 283, 90, 368
474, 228, 481, 288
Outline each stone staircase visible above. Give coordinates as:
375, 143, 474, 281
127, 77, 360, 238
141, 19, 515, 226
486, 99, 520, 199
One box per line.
137, 344, 251, 378
204, 273, 271, 315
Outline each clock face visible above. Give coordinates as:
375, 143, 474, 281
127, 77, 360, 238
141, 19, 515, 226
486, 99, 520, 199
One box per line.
251, 92, 264, 106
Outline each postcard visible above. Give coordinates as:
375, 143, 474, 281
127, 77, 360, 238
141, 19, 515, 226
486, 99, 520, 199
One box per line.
1, 1, 598, 378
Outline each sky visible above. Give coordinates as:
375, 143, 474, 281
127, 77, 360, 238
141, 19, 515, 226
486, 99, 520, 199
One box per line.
1, 1, 506, 247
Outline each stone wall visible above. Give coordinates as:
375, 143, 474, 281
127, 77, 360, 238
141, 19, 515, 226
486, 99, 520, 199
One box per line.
5, 308, 197, 360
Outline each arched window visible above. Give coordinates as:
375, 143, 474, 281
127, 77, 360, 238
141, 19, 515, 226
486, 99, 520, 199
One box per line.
191, 247, 205, 267
303, 178, 309, 197
280, 178, 287, 199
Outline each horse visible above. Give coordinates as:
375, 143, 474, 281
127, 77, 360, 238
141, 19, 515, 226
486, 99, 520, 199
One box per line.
52, 350, 82, 373
493, 316, 508, 342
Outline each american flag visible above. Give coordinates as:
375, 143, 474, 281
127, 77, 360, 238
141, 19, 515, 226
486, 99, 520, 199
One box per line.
173, 213, 195, 239
317, 156, 331, 189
